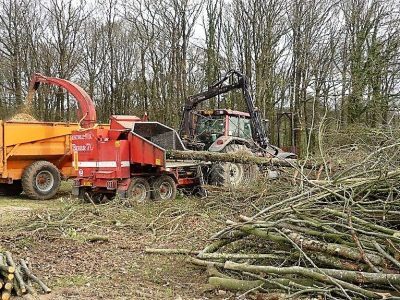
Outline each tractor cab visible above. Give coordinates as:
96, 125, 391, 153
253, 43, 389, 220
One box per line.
194, 109, 253, 149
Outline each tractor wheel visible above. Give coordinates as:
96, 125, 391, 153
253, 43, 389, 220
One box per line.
0, 181, 23, 196
22, 161, 61, 200
209, 144, 259, 188
151, 175, 177, 201
126, 177, 151, 204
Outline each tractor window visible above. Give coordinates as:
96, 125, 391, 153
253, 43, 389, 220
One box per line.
228, 116, 252, 140
239, 118, 252, 139
228, 117, 239, 136
195, 116, 225, 136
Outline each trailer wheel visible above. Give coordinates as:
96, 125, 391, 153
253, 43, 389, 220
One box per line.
126, 177, 151, 204
209, 144, 259, 187
22, 161, 61, 200
151, 175, 177, 201
0, 181, 23, 196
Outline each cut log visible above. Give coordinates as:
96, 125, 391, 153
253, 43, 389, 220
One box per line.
166, 150, 316, 169
24, 283, 37, 296
224, 261, 381, 298
3, 281, 12, 291
226, 260, 400, 285
20, 259, 51, 293
145, 247, 282, 260
0, 253, 13, 273
13, 277, 23, 296
0, 266, 14, 274
208, 276, 264, 291
1, 291, 10, 300
199, 235, 245, 254
4, 253, 26, 294
0, 272, 14, 281
237, 225, 386, 267
188, 257, 224, 268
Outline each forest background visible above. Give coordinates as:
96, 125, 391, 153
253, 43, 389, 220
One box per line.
1, 0, 399, 154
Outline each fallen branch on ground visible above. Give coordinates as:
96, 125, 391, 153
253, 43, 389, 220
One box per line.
147, 160, 400, 299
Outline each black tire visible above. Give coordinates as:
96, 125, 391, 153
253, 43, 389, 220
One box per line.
126, 177, 151, 204
209, 144, 259, 187
151, 175, 177, 201
22, 161, 61, 200
0, 181, 23, 196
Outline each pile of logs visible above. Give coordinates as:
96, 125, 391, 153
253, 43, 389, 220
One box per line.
147, 166, 400, 299
0, 251, 50, 299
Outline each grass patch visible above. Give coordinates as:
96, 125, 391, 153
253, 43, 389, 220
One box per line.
56, 274, 92, 288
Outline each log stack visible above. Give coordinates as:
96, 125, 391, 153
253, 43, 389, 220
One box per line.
0, 251, 50, 299
147, 167, 400, 299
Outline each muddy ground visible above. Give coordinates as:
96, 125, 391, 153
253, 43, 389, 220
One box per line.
0, 182, 272, 300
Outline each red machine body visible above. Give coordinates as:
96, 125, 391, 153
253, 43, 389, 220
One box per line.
25, 73, 200, 201
72, 115, 200, 201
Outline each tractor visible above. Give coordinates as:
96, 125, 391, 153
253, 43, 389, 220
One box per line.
179, 70, 295, 187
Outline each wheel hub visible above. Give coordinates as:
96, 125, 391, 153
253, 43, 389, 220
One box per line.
132, 183, 147, 202
228, 163, 243, 186
159, 182, 173, 200
35, 171, 54, 193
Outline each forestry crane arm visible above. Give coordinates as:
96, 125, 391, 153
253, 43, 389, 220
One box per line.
179, 70, 270, 149
26, 73, 97, 128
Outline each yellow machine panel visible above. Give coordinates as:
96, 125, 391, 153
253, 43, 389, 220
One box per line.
0, 121, 3, 173
0, 121, 79, 181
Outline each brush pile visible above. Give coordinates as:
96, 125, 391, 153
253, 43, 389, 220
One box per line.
0, 251, 50, 299
149, 138, 400, 299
